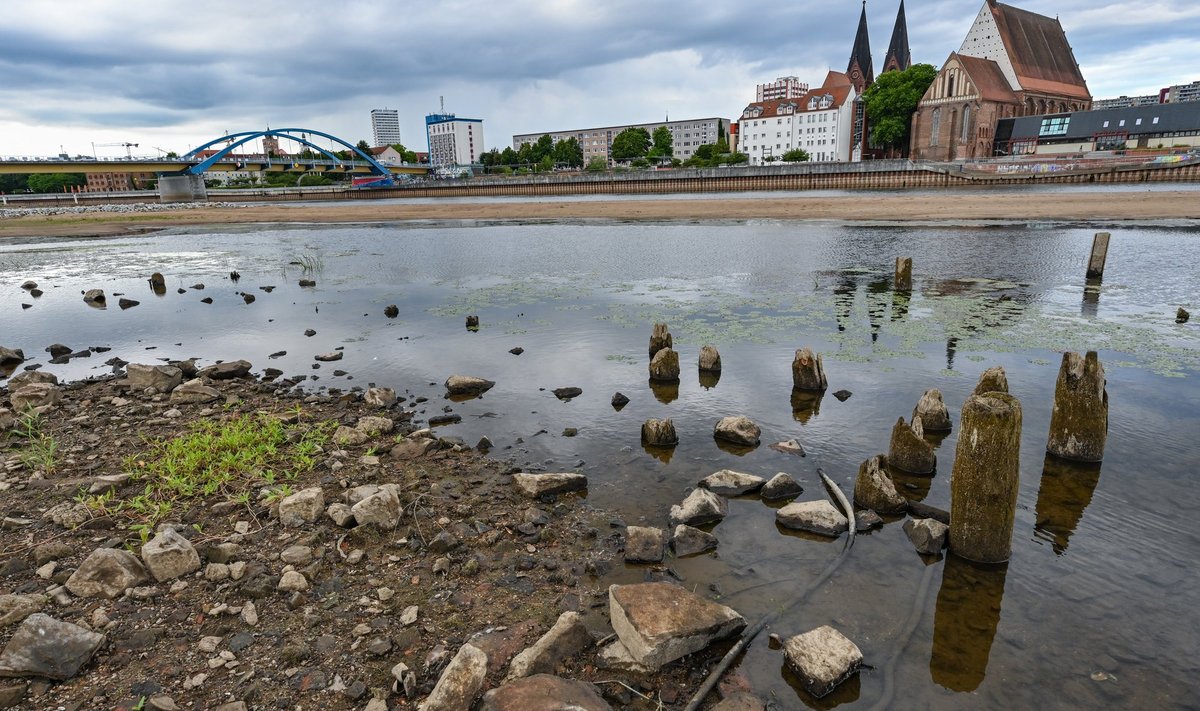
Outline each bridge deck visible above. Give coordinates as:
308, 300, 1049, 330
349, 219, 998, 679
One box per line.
0, 160, 428, 175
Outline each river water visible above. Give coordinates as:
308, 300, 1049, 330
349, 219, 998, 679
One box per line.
2, 214, 1198, 709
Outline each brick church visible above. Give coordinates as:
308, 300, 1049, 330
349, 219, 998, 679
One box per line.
910, 0, 1091, 160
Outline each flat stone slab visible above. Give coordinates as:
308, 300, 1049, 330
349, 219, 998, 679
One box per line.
623, 526, 666, 563
65, 548, 148, 599
671, 524, 718, 557
513, 473, 587, 498
0, 613, 105, 680
783, 625, 862, 698
775, 500, 848, 537
481, 674, 610, 711
699, 469, 765, 496
903, 517, 948, 555
608, 582, 745, 669
504, 612, 591, 681
668, 488, 728, 527
761, 472, 804, 500
445, 375, 495, 395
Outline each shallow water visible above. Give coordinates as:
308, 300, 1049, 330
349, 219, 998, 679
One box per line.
2, 217, 1199, 709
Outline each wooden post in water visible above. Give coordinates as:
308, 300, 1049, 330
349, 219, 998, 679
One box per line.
1046, 351, 1108, 462
1085, 232, 1110, 279
895, 257, 913, 291
791, 347, 828, 391
950, 390, 1022, 564
649, 323, 672, 358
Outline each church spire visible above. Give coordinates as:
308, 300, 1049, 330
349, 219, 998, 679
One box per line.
883, 0, 911, 73
847, 0, 874, 93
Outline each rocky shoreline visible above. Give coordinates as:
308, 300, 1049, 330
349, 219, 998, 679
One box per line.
3, 363, 745, 710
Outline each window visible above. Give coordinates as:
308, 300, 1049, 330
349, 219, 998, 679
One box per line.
930, 108, 941, 146
1102, 120, 1110, 128
962, 105, 971, 143
1038, 116, 1070, 136
1153, 117, 1160, 124
1119, 120, 1126, 127
1135, 118, 1143, 126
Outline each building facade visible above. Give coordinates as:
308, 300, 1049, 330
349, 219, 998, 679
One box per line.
737, 72, 857, 164
1092, 93, 1165, 111
425, 114, 484, 167
756, 77, 809, 102
994, 102, 1200, 155
911, 0, 1091, 161
512, 117, 728, 164
84, 172, 155, 192
1167, 80, 1200, 104
370, 109, 401, 147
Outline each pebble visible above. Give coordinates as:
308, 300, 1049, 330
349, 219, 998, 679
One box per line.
198, 636, 223, 653
400, 605, 419, 626
377, 587, 394, 601
241, 601, 258, 626
278, 570, 309, 592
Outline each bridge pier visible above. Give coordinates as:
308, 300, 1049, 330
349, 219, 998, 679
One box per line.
158, 174, 207, 203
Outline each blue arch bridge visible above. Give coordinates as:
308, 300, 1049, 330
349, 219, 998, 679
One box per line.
0, 127, 430, 201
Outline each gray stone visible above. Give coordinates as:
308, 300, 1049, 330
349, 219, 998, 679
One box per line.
278, 487, 324, 527
623, 526, 665, 563
552, 387, 582, 400
505, 612, 592, 680
314, 351, 343, 362
332, 426, 370, 446
888, 417, 936, 474
356, 415, 394, 435
611, 392, 630, 408
769, 438, 806, 456
713, 416, 760, 447
0, 346, 23, 368
482, 674, 610, 711
445, 375, 495, 396
364, 387, 398, 407
170, 379, 220, 404
0, 614, 105, 680
712, 692, 767, 711
126, 364, 182, 392
698, 345, 722, 372
278, 570, 309, 592
0, 595, 43, 628
596, 639, 653, 673
903, 518, 949, 555
640, 418, 677, 447
699, 469, 765, 496
761, 472, 803, 500
1177, 307, 1190, 324
608, 582, 745, 669
853, 454, 907, 514
782, 625, 862, 698
280, 545, 314, 565
83, 288, 106, 304
10, 383, 61, 410
326, 502, 356, 527
855, 510, 884, 532
670, 525, 718, 557
513, 472, 587, 498
351, 486, 402, 529
141, 528, 201, 582
913, 388, 952, 432
198, 360, 252, 380
775, 500, 848, 537
42, 502, 91, 528
66, 548, 148, 599
6, 370, 58, 391
421, 643, 488, 711
648, 347, 680, 382
668, 488, 727, 527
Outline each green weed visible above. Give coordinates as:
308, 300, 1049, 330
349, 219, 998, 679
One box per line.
12, 409, 59, 475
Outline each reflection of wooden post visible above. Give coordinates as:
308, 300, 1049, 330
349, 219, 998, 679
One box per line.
930, 554, 1008, 692
894, 257, 912, 291
950, 392, 1022, 564
1085, 232, 1110, 279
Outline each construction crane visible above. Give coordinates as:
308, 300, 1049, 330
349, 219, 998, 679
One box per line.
96, 142, 139, 159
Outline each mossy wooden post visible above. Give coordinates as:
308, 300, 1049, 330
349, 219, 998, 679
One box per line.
649, 323, 672, 358
649, 348, 680, 382
889, 416, 936, 474
791, 347, 828, 391
1046, 351, 1108, 462
950, 392, 1022, 563
895, 257, 913, 291
973, 366, 1008, 396
1086, 232, 1110, 279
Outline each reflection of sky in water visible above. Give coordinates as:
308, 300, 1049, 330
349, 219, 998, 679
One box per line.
2, 220, 1199, 709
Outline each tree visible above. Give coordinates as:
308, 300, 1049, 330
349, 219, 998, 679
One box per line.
27, 173, 84, 193
532, 134, 555, 163
553, 137, 584, 168
649, 126, 673, 158
611, 127, 651, 161
0, 174, 29, 193
389, 143, 418, 163
717, 120, 726, 143
536, 155, 554, 172
585, 156, 608, 172
863, 63, 938, 155
782, 148, 810, 162
500, 146, 518, 166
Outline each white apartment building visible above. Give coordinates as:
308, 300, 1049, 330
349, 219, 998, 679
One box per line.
370, 109, 401, 147
756, 76, 809, 102
737, 71, 857, 165
425, 113, 485, 167
512, 117, 729, 164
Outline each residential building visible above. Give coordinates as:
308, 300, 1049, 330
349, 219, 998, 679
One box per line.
370, 109, 401, 147
910, 0, 1092, 161
367, 146, 404, 165
512, 117, 729, 164
1167, 80, 1200, 104
84, 172, 155, 192
756, 77, 809, 102
425, 113, 484, 167
1092, 94, 1164, 111
994, 102, 1200, 155
737, 72, 857, 164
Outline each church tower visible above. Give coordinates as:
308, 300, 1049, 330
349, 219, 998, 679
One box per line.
882, 0, 911, 73
846, 1, 875, 94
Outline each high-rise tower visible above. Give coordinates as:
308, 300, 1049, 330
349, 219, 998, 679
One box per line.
883, 0, 911, 73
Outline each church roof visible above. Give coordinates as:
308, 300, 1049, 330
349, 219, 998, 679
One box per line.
847, 1, 875, 88
992, 1, 1090, 98
954, 54, 1019, 103
883, 0, 911, 72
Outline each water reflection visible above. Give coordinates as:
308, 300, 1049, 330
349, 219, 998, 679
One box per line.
1081, 278, 1102, 318
890, 290, 910, 322
867, 277, 891, 343
891, 468, 934, 503
1034, 454, 1103, 555
699, 370, 721, 390
782, 661, 861, 708
946, 337, 958, 371
715, 438, 758, 456
648, 378, 679, 404
641, 443, 675, 464
791, 389, 824, 423
930, 554, 1009, 692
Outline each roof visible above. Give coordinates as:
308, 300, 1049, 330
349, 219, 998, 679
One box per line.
368, 146, 397, 155
955, 53, 1020, 103
1000, 101, 1200, 141
992, 2, 1090, 99
883, 0, 911, 72
741, 81, 855, 120
846, 1, 875, 89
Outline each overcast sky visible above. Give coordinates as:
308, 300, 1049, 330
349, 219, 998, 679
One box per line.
1, 0, 1197, 157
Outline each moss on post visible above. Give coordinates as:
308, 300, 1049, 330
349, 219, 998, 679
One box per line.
950, 392, 1022, 564
1046, 351, 1108, 462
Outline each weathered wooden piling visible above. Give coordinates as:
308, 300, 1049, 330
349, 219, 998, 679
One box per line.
889, 416, 936, 474
854, 454, 907, 514
649, 347, 680, 382
1046, 351, 1108, 462
465, 315, 479, 330
894, 257, 912, 291
791, 347, 828, 391
1085, 232, 1110, 279
913, 388, 952, 432
973, 366, 1008, 396
149, 272, 166, 293
641, 418, 678, 447
949, 392, 1022, 563
698, 345, 721, 372
649, 323, 673, 358
1177, 307, 1190, 324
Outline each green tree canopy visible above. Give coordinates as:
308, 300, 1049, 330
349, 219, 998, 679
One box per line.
27, 173, 84, 193
0, 174, 30, 193
355, 139, 372, 155
389, 143, 418, 162
782, 148, 810, 162
649, 126, 674, 158
863, 63, 938, 154
500, 146, 518, 166
532, 134, 555, 162
611, 127, 651, 161
585, 156, 608, 172
553, 137, 584, 167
